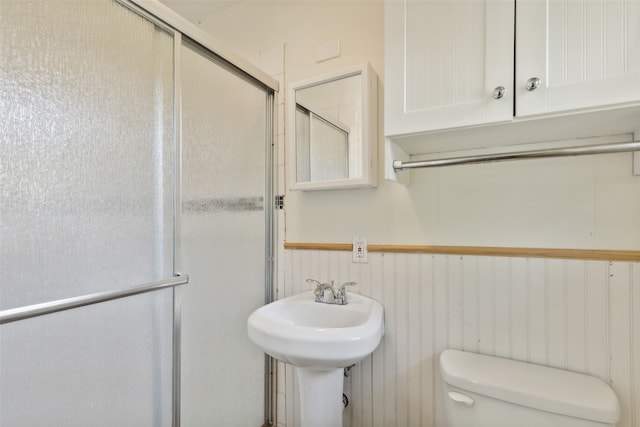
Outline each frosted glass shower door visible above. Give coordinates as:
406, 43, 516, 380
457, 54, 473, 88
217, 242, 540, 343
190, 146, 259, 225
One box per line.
0, 1, 177, 426
179, 41, 271, 426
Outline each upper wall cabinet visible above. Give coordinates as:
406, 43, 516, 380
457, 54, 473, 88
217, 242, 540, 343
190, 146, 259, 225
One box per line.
385, 0, 640, 154
384, 0, 515, 136
516, 0, 640, 117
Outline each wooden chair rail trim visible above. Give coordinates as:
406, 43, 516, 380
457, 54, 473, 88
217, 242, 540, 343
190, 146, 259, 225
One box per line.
283, 242, 640, 262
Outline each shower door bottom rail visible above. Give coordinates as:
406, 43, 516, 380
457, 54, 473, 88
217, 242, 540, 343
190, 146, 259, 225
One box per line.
0, 273, 189, 324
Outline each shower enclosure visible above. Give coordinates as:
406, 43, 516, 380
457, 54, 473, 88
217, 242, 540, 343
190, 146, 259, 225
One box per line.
0, 1, 274, 425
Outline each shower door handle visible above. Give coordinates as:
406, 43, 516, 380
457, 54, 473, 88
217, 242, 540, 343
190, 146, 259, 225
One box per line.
0, 274, 189, 324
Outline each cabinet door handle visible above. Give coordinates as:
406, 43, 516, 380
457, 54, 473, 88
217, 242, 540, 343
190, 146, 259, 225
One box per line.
491, 86, 506, 99
525, 77, 541, 91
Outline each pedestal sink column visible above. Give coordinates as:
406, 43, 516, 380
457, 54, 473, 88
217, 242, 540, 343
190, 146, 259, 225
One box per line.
295, 367, 344, 427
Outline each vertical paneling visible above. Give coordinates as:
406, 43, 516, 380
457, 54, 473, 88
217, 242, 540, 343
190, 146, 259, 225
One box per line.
604, 0, 627, 76
369, 253, 385, 427
348, 254, 369, 427
447, 256, 464, 351
610, 262, 633, 427
510, 258, 529, 361
547, 0, 637, 86
382, 253, 397, 426
546, 259, 568, 369
475, 257, 494, 356
290, 250, 300, 426
528, 259, 547, 365
431, 255, 448, 427
405, 254, 422, 427
405, 0, 485, 112
565, 0, 586, 83
462, 256, 478, 352
282, 250, 640, 427
585, 0, 604, 80
586, 261, 609, 379
493, 257, 511, 358
394, 254, 409, 427
566, 260, 588, 373
418, 255, 434, 427
630, 0, 640, 72
547, 0, 566, 86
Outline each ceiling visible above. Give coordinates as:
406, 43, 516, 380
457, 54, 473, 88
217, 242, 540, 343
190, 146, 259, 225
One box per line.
159, 0, 240, 23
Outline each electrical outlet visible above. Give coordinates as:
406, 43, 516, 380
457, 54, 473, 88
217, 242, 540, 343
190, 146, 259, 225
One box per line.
352, 237, 368, 263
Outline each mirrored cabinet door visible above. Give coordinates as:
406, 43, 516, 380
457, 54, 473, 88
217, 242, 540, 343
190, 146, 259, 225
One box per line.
288, 63, 378, 191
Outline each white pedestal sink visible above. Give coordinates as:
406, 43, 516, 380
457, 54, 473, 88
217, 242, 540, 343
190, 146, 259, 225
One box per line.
247, 291, 384, 427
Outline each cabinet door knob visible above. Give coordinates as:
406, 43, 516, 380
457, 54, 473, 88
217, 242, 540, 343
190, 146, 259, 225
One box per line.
492, 86, 506, 99
525, 77, 541, 91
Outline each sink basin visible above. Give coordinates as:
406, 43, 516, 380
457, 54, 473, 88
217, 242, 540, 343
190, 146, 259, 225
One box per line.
247, 290, 384, 369
248, 290, 384, 427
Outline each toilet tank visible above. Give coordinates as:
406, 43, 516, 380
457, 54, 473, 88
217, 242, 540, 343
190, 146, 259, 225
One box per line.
439, 349, 620, 427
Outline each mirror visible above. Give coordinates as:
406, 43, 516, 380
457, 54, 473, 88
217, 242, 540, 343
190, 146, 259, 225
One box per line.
288, 63, 378, 191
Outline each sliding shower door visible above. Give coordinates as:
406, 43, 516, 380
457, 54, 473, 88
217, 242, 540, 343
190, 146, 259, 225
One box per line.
0, 1, 177, 426
179, 40, 272, 426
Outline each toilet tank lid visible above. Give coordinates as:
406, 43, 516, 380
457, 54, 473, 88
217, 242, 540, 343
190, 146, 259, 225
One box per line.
439, 349, 620, 424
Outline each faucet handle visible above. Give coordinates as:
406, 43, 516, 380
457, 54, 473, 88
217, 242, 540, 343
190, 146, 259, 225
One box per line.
336, 282, 357, 304
306, 278, 322, 289
306, 278, 326, 301
339, 281, 357, 291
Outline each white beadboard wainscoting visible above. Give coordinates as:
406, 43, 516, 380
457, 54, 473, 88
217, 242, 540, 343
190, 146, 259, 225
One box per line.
278, 249, 640, 427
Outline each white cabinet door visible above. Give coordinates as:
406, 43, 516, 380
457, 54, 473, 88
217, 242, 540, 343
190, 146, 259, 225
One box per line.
384, 0, 514, 137
516, 0, 640, 117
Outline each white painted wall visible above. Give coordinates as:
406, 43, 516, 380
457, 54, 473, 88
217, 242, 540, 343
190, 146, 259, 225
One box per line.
195, 0, 640, 250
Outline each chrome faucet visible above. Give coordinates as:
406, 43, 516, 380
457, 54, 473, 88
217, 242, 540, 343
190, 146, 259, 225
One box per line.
306, 279, 357, 305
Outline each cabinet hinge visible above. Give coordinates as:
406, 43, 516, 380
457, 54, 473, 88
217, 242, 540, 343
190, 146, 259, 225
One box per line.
275, 195, 285, 210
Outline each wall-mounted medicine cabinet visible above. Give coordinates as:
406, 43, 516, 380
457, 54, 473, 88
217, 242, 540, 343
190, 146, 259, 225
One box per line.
288, 63, 378, 191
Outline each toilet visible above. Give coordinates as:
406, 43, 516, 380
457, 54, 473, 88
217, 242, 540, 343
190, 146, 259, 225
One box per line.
439, 349, 620, 427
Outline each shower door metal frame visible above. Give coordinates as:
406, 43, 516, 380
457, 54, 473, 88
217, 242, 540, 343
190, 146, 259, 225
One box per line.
263, 90, 276, 427
176, 34, 277, 427
126, 1, 277, 425
171, 25, 185, 427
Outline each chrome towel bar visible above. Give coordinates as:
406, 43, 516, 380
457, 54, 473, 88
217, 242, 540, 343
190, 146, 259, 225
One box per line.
393, 141, 640, 171
0, 274, 189, 324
